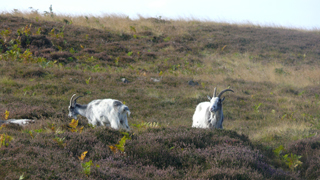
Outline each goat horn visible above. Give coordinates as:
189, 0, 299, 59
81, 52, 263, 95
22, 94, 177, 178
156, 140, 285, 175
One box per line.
70, 94, 76, 107
217, 89, 234, 98
73, 95, 83, 105
213, 87, 217, 97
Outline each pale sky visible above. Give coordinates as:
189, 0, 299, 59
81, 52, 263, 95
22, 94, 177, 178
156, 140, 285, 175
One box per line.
1, 0, 319, 29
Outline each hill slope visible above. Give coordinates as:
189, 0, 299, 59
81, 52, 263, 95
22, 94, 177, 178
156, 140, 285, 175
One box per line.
1, 13, 320, 179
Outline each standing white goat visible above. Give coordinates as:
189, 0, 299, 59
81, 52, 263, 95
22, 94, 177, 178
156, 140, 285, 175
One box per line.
192, 87, 234, 129
68, 94, 131, 130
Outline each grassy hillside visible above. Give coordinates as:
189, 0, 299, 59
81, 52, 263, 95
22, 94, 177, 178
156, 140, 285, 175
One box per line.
1, 11, 320, 179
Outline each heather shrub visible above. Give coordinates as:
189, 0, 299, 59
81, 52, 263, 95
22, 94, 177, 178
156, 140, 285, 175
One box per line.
21, 68, 48, 78
195, 167, 262, 180
38, 47, 56, 54
0, 102, 55, 119
50, 51, 75, 64
286, 135, 320, 179
0, 133, 82, 179
22, 35, 53, 49
94, 127, 124, 145
93, 52, 112, 61
142, 52, 157, 59
81, 48, 96, 54
105, 42, 128, 55
0, 124, 300, 179
125, 127, 297, 179
0, 127, 129, 179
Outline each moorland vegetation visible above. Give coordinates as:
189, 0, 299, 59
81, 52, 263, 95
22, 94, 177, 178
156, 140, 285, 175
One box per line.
1, 8, 320, 179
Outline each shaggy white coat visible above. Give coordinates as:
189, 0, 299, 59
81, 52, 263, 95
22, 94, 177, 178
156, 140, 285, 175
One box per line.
69, 95, 130, 130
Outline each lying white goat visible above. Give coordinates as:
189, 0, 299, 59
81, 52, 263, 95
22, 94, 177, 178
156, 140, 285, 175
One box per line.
68, 94, 130, 130
0, 119, 35, 126
192, 87, 234, 129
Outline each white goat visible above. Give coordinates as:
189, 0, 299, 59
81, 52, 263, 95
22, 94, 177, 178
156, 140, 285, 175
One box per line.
192, 87, 234, 129
68, 94, 131, 130
0, 119, 35, 126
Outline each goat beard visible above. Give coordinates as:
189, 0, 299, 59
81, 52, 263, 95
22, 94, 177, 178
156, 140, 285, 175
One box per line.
208, 119, 214, 128
208, 112, 216, 125
210, 111, 216, 117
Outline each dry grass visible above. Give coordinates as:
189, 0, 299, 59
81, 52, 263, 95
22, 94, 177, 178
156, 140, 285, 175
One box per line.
226, 118, 313, 146
3, 10, 318, 39
196, 53, 320, 88
1, 11, 206, 36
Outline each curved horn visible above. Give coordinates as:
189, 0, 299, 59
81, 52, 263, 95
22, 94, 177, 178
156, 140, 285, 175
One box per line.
73, 95, 83, 105
69, 94, 76, 107
217, 89, 234, 98
213, 87, 217, 97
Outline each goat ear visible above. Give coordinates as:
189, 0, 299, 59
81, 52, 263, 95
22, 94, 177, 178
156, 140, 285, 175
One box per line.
221, 97, 225, 102
207, 95, 211, 100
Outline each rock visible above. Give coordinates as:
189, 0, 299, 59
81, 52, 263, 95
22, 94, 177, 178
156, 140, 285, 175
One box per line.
121, 78, 129, 83
188, 80, 199, 86
150, 76, 162, 82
